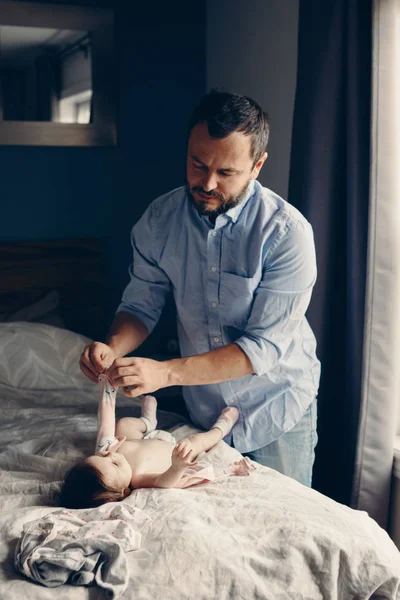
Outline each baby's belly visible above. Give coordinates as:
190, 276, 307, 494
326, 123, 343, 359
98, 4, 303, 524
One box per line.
118, 438, 173, 476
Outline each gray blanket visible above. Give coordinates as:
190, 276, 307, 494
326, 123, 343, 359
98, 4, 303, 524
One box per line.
14, 503, 148, 599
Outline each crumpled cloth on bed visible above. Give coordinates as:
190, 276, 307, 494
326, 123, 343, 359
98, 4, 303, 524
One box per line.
14, 502, 150, 599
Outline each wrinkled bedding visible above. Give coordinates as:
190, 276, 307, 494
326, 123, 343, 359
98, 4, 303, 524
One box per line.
0, 322, 400, 599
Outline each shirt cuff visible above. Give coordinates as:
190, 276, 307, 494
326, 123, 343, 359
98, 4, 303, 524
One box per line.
234, 336, 274, 377
116, 305, 156, 335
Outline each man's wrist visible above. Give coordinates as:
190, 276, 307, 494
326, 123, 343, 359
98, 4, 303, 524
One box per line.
164, 357, 186, 387
104, 337, 124, 359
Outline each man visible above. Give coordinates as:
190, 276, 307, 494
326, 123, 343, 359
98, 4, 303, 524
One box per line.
80, 90, 321, 486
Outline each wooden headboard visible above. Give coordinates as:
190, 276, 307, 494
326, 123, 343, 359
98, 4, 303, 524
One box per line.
0, 239, 105, 340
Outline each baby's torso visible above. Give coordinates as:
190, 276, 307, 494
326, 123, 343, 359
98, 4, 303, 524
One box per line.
117, 438, 174, 485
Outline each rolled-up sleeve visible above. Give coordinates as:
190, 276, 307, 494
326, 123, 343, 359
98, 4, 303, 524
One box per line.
235, 221, 317, 376
117, 204, 171, 335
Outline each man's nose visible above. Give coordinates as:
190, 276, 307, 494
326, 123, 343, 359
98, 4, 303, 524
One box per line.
202, 173, 218, 192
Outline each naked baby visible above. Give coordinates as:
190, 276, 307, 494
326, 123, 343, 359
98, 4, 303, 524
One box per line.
60, 374, 255, 509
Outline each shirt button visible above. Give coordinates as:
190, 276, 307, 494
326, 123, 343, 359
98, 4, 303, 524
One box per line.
213, 337, 220, 343
211, 266, 217, 272
211, 302, 217, 308
211, 231, 217, 237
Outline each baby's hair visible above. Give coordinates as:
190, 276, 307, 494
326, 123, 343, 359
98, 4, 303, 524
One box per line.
59, 459, 131, 509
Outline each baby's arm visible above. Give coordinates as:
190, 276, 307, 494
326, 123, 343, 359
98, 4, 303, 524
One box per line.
134, 442, 198, 489
135, 466, 186, 489
95, 374, 121, 455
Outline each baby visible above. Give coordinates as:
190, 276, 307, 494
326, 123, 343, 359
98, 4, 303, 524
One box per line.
60, 374, 254, 509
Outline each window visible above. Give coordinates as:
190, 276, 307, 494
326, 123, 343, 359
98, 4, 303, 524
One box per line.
58, 89, 92, 124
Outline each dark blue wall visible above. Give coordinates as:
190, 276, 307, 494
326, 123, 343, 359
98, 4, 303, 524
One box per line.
0, 0, 206, 346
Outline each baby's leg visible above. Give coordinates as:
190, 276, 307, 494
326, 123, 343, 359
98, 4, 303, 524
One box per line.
115, 395, 158, 440
115, 417, 146, 440
211, 407, 239, 438
140, 395, 158, 433
178, 407, 239, 457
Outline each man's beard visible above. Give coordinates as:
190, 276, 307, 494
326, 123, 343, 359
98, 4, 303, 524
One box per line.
187, 180, 252, 222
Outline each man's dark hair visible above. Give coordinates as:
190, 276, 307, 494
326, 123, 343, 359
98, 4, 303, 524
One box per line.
188, 89, 270, 166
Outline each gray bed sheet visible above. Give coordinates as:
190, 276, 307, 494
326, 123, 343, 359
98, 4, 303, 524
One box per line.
0, 322, 399, 599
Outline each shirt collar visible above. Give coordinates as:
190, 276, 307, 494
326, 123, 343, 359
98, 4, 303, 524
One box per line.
221, 180, 256, 224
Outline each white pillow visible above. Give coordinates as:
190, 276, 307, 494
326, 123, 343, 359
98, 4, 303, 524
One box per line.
0, 322, 93, 390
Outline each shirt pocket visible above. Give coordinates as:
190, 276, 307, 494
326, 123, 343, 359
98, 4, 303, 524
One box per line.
219, 272, 259, 327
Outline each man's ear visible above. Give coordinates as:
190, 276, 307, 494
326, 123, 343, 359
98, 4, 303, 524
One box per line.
252, 152, 268, 179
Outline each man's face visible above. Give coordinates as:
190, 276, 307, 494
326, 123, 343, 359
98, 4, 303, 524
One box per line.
186, 123, 267, 218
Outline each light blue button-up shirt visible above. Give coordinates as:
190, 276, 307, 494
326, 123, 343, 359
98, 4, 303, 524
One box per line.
118, 181, 321, 452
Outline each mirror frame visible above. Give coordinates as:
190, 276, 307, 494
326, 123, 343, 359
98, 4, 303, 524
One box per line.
0, 1, 116, 146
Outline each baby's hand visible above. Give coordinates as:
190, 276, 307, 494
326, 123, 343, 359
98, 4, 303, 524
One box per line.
98, 436, 126, 456
171, 441, 198, 471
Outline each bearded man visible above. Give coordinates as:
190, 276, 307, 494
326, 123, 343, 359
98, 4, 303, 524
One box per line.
80, 90, 321, 486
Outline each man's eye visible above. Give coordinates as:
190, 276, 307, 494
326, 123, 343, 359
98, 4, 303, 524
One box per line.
193, 163, 203, 170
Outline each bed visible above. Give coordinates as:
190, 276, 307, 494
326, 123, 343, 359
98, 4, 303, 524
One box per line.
0, 320, 399, 600
0, 240, 399, 598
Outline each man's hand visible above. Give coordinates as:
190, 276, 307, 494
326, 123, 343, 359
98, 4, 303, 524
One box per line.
80, 342, 116, 383
107, 357, 170, 397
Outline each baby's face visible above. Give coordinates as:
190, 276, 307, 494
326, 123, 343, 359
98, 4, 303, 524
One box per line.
86, 451, 132, 490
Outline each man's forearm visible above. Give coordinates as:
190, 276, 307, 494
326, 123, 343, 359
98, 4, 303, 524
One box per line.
105, 311, 149, 358
165, 343, 254, 387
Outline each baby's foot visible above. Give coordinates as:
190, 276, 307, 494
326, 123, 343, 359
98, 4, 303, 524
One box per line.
229, 457, 257, 476
211, 406, 239, 437
140, 395, 158, 433
177, 434, 208, 458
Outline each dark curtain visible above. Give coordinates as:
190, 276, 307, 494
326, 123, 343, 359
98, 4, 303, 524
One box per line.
35, 55, 58, 122
288, 0, 372, 506
0, 70, 25, 120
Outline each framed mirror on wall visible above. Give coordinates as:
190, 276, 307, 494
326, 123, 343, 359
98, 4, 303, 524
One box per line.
0, 1, 115, 146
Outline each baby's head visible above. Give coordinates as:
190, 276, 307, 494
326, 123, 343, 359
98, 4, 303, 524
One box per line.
59, 451, 132, 509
